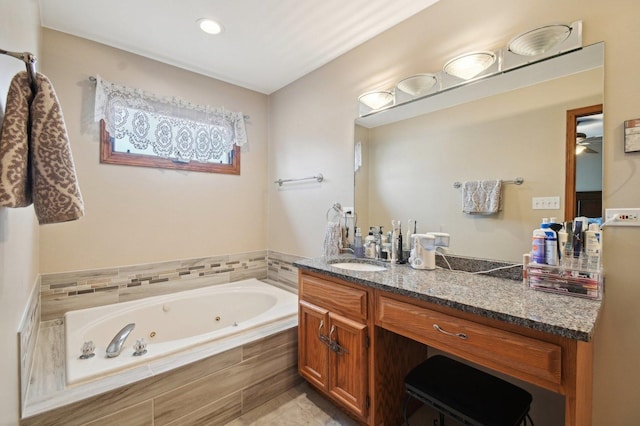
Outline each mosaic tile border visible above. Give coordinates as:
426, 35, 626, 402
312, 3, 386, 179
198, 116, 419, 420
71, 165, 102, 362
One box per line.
39, 251, 269, 321
18, 275, 41, 408
267, 250, 303, 292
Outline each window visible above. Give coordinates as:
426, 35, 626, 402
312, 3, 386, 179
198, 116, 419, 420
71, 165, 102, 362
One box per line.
95, 76, 246, 174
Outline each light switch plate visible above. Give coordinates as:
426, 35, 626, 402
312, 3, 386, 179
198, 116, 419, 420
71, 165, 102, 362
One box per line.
532, 196, 560, 210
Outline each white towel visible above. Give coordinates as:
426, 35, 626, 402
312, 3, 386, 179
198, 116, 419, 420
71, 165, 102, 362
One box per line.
323, 222, 342, 257
461, 179, 502, 214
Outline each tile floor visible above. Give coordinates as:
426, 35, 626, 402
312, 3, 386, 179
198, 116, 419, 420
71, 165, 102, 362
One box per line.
225, 381, 438, 426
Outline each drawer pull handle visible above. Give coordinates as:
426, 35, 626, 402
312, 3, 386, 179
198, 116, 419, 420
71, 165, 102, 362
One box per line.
433, 324, 468, 340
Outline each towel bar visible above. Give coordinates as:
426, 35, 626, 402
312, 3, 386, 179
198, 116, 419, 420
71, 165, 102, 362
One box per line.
453, 177, 523, 188
275, 173, 324, 186
1, 48, 37, 93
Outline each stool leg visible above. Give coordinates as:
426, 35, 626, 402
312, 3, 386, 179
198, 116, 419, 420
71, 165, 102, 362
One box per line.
403, 393, 411, 426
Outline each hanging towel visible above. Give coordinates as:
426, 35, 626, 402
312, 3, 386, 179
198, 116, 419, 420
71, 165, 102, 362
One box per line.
0, 71, 33, 207
461, 179, 502, 214
30, 72, 84, 224
323, 221, 342, 257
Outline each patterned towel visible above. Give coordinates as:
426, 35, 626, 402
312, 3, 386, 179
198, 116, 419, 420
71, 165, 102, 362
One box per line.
0, 71, 84, 224
0, 71, 33, 207
461, 179, 502, 215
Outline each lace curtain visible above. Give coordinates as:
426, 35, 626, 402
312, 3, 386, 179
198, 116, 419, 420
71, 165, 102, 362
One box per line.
94, 76, 247, 162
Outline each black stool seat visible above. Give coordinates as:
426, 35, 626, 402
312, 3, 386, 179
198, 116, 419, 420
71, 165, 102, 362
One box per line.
404, 355, 532, 426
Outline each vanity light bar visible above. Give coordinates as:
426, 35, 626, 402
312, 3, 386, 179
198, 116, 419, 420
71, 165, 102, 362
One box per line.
358, 20, 582, 115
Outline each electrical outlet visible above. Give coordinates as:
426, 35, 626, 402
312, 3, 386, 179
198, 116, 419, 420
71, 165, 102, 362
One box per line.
532, 196, 560, 210
605, 208, 640, 226
342, 206, 355, 217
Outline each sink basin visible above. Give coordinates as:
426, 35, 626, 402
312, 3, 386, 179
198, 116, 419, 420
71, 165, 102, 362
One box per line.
330, 262, 387, 272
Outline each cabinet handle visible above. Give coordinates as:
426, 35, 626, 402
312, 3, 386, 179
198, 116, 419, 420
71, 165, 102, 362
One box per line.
433, 323, 468, 340
328, 325, 350, 355
318, 320, 331, 346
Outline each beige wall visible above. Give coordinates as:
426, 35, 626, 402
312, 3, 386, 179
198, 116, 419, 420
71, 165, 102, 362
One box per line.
0, 2, 41, 425
268, 0, 640, 423
39, 29, 269, 273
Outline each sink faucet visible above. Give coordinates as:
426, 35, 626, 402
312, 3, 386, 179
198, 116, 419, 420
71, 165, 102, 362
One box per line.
106, 323, 135, 358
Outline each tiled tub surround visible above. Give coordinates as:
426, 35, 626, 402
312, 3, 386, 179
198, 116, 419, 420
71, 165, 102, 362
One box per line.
295, 255, 601, 341
22, 312, 299, 425
18, 276, 42, 409
39, 251, 272, 321
21, 251, 302, 425
267, 250, 304, 292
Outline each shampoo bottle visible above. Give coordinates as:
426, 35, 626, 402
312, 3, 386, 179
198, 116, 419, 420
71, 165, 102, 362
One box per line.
354, 227, 364, 258
542, 220, 558, 266
531, 218, 547, 264
585, 223, 602, 269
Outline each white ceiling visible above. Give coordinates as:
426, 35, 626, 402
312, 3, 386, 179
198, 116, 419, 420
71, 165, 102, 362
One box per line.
39, 0, 440, 94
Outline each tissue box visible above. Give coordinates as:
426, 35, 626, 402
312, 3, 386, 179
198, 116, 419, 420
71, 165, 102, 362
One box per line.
526, 262, 603, 300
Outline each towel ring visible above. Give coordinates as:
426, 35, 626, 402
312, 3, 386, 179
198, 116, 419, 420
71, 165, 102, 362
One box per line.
326, 203, 343, 222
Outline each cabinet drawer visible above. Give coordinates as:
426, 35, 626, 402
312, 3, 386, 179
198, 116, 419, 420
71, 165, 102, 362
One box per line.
376, 294, 562, 385
300, 275, 368, 321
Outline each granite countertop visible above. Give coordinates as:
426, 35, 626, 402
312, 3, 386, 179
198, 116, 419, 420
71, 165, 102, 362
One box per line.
294, 256, 602, 342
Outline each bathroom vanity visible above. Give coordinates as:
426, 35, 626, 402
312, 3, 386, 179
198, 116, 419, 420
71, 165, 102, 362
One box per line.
294, 257, 601, 426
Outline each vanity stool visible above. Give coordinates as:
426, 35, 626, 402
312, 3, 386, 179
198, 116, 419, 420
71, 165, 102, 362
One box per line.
403, 355, 533, 426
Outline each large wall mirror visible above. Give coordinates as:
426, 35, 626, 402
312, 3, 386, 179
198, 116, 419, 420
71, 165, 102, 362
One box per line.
354, 43, 603, 262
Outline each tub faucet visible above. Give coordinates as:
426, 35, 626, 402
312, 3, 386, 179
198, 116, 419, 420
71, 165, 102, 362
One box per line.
106, 323, 135, 358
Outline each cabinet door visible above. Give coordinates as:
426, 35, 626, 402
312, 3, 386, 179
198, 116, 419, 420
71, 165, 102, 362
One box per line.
328, 312, 369, 419
298, 301, 329, 390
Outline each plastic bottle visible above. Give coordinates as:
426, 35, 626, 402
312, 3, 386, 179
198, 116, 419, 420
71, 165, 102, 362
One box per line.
531, 219, 547, 264
354, 227, 364, 258
542, 219, 558, 266
557, 224, 568, 262
364, 231, 376, 259
584, 223, 602, 269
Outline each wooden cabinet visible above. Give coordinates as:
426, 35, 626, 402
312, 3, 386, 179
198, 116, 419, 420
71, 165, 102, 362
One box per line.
298, 269, 594, 426
298, 273, 370, 421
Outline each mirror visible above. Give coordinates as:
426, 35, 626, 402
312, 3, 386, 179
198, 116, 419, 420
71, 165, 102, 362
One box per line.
354, 43, 603, 262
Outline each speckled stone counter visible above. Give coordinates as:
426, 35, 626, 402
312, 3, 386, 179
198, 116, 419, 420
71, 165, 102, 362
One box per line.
294, 256, 602, 342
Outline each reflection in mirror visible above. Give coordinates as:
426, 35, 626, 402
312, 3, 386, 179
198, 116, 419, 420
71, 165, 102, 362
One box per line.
565, 105, 603, 220
354, 44, 603, 262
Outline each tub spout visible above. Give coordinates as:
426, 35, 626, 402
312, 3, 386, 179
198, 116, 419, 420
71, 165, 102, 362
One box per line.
106, 323, 135, 358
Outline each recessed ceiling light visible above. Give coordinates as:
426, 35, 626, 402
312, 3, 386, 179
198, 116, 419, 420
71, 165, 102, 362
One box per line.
198, 18, 223, 35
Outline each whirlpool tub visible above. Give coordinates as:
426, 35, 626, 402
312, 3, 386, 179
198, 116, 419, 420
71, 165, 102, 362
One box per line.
64, 279, 298, 385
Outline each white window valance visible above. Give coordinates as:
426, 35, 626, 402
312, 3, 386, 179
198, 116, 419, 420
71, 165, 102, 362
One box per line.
94, 76, 247, 163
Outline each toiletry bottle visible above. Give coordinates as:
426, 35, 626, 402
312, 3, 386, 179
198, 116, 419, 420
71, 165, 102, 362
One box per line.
397, 224, 405, 263
562, 221, 574, 267
354, 227, 364, 258
572, 219, 585, 267
531, 219, 547, 264
364, 230, 376, 259
541, 219, 558, 266
584, 223, 602, 270
557, 223, 568, 262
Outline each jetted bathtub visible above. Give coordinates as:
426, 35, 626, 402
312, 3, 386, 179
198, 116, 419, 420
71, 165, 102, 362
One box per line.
64, 279, 297, 385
